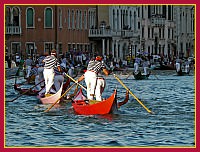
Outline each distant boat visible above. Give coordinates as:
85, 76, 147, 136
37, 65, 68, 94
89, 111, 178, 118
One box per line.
154, 63, 175, 70
133, 71, 151, 80
176, 69, 190, 76
14, 84, 40, 96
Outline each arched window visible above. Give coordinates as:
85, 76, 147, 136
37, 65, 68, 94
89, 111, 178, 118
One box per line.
12, 7, 20, 26
45, 7, 53, 28
26, 7, 34, 28
113, 9, 115, 30
80, 10, 82, 29
84, 10, 87, 29
58, 8, 62, 28
5, 7, 11, 26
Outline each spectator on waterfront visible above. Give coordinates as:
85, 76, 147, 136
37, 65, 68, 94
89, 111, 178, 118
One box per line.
43, 49, 61, 96
24, 55, 34, 78
15, 53, 21, 66
82, 53, 87, 65
119, 59, 123, 68
84, 56, 109, 100
5, 54, 11, 68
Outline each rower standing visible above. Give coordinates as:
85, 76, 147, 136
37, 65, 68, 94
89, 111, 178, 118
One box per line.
76, 73, 106, 102
134, 56, 141, 74
84, 56, 109, 100
175, 58, 182, 72
143, 57, 150, 75
43, 49, 61, 96
54, 64, 66, 92
95, 75, 106, 101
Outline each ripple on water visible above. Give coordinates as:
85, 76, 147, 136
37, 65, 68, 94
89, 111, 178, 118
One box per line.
5, 71, 195, 147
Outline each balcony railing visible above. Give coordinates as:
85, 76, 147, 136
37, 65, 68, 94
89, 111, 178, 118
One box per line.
6, 26, 22, 35
121, 30, 134, 38
89, 29, 138, 38
88, 29, 112, 37
151, 14, 165, 27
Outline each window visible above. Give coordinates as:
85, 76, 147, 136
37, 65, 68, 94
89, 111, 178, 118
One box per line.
59, 8, 62, 28
45, 7, 53, 28
25, 43, 34, 55
72, 10, 75, 29
134, 11, 136, 31
58, 43, 62, 54
76, 10, 79, 29
5, 7, 11, 26
168, 28, 170, 39
159, 28, 161, 38
138, 22, 140, 29
129, 11, 132, 29
44, 42, 54, 54
26, 7, 34, 28
80, 10, 82, 29
142, 27, 144, 38
117, 10, 119, 30
68, 9, 70, 29
151, 28, 154, 38
84, 10, 87, 29
113, 10, 115, 30
12, 7, 20, 26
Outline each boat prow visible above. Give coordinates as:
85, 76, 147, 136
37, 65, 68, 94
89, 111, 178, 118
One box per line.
38, 83, 63, 104
72, 89, 117, 115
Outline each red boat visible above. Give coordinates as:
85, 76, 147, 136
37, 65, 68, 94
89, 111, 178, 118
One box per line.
72, 89, 128, 115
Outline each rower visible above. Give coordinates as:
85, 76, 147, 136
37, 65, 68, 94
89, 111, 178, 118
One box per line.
84, 56, 109, 100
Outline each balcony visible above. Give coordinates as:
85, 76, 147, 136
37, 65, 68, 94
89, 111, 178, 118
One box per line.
121, 30, 134, 38
89, 28, 138, 39
88, 29, 112, 38
151, 14, 165, 27
6, 26, 22, 35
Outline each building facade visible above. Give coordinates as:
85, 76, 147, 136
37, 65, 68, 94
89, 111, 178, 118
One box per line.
5, 5, 96, 59
5, 5, 195, 62
89, 5, 195, 63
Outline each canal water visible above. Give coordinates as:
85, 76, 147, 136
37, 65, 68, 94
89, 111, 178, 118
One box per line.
5, 70, 195, 147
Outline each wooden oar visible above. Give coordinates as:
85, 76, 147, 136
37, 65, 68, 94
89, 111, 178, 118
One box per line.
44, 83, 76, 112
113, 74, 153, 114
126, 73, 132, 79
64, 73, 87, 91
7, 80, 45, 102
